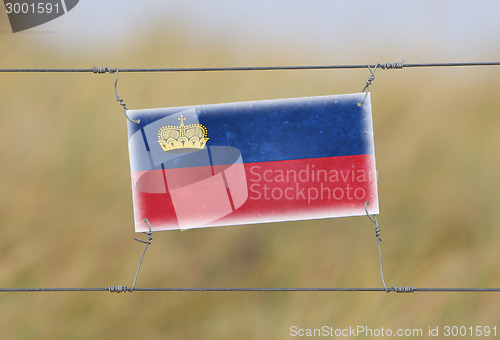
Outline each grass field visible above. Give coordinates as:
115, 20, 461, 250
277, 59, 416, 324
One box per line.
1, 18, 500, 339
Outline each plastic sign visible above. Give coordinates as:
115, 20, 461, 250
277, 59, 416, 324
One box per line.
126, 93, 379, 232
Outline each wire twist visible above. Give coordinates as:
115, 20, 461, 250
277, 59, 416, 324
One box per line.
93, 66, 140, 124
108, 286, 129, 293
364, 202, 416, 294
363, 202, 388, 294
129, 219, 154, 292
358, 61, 404, 106
358, 64, 378, 106
92, 67, 115, 74
364, 201, 382, 241
391, 286, 415, 293
379, 61, 405, 70
364, 201, 388, 292
105, 219, 154, 294
113, 68, 140, 124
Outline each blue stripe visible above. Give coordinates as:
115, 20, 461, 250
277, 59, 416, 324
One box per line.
128, 94, 374, 164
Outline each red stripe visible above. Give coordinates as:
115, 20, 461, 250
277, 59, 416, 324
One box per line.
212, 154, 378, 226
131, 154, 378, 231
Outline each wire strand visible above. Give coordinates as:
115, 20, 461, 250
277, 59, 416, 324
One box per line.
0, 287, 499, 293
1, 60, 499, 294
1, 62, 500, 73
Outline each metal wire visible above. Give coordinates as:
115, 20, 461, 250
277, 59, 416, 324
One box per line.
1, 287, 499, 293
364, 201, 390, 292
112, 68, 140, 124
1, 60, 499, 294
130, 219, 154, 292
358, 64, 379, 106
363, 202, 419, 294
1, 61, 500, 73
0, 209, 498, 294
1, 211, 497, 294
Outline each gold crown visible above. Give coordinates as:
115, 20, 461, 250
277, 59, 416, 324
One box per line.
157, 115, 209, 152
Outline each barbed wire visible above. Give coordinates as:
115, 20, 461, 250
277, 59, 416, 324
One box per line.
0, 61, 499, 73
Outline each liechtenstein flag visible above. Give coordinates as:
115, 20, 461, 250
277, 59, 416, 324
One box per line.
126, 93, 378, 232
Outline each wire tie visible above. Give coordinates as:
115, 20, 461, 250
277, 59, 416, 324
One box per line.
129, 219, 154, 293
108, 219, 153, 294
92, 66, 115, 74
134, 218, 153, 245
392, 286, 416, 293
113, 68, 140, 124
358, 64, 378, 106
93, 66, 139, 124
365, 201, 390, 292
365, 202, 416, 294
364, 201, 382, 241
108, 286, 129, 293
380, 60, 405, 70
358, 61, 404, 106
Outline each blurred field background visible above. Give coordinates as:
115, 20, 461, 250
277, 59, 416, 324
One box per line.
1, 2, 500, 339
